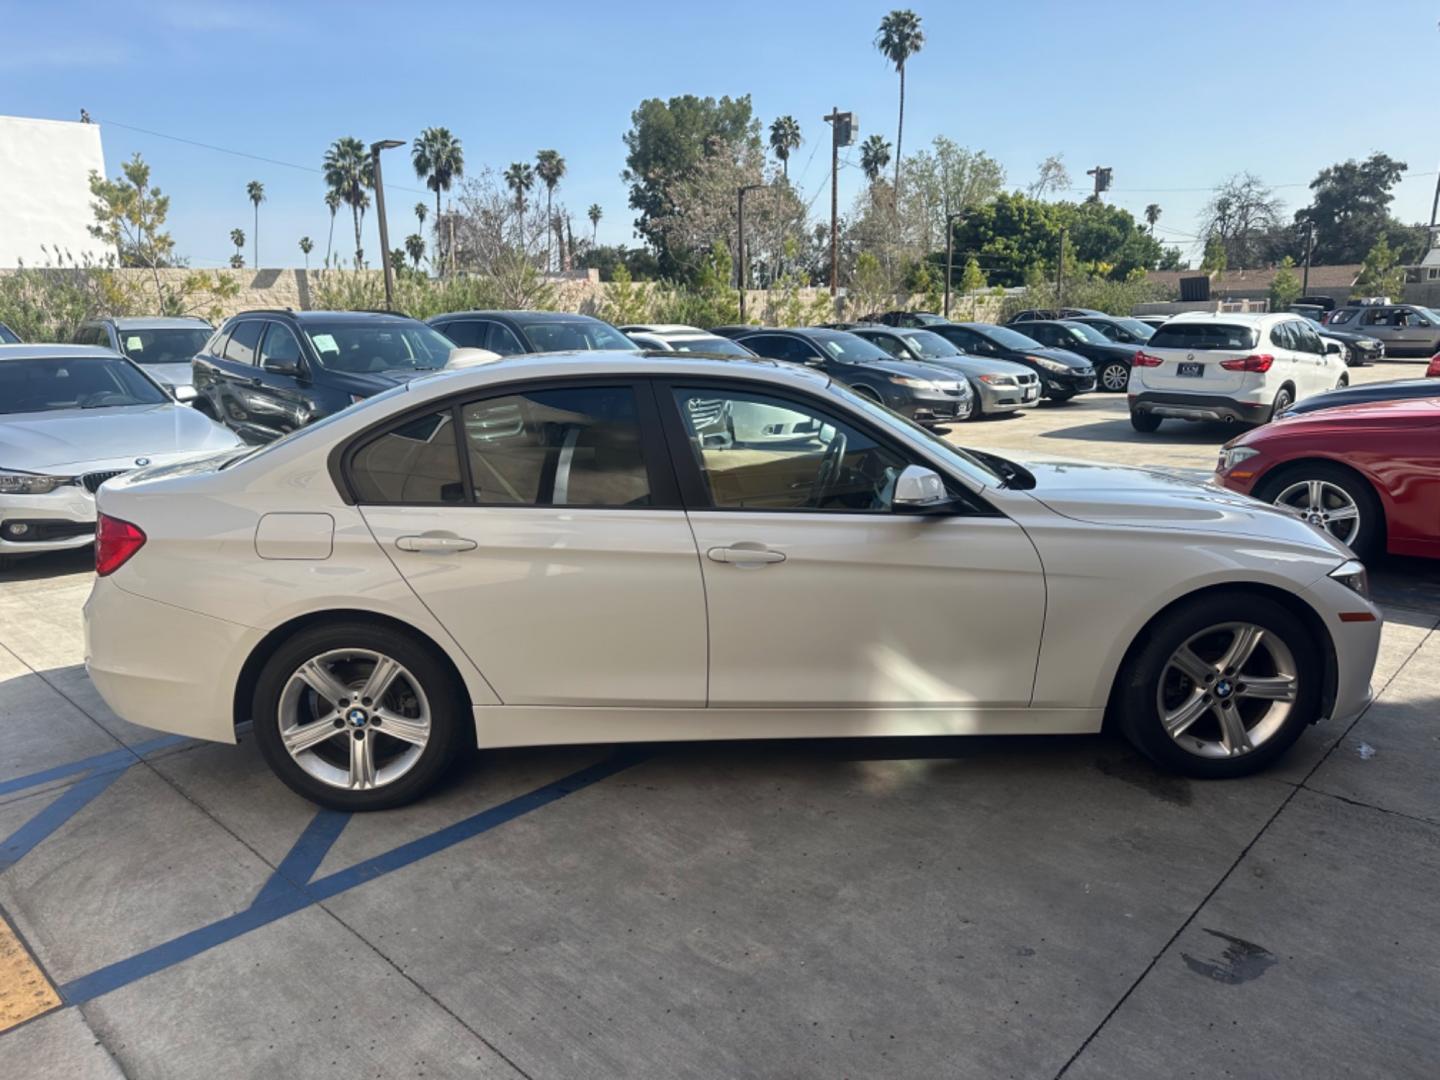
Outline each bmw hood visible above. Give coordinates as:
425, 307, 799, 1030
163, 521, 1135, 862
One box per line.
1014, 456, 1349, 554
0, 404, 243, 472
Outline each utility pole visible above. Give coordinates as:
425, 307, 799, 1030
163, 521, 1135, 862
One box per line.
823, 107, 855, 298
1055, 227, 1066, 306
1430, 165, 1440, 228
1085, 165, 1113, 201
737, 183, 763, 322
943, 210, 963, 319
1301, 219, 1314, 296
370, 139, 405, 309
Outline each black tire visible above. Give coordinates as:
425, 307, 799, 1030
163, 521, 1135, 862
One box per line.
1114, 591, 1322, 778
252, 621, 469, 810
1048, 390, 1076, 403
1130, 409, 1162, 432
1254, 462, 1384, 561
1268, 386, 1294, 422
1098, 360, 1130, 393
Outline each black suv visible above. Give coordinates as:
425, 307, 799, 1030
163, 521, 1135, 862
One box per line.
427, 310, 637, 353
859, 311, 949, 328
193, 310, 455, 443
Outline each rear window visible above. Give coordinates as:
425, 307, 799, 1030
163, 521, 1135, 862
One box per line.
1148, 323, 1259, 351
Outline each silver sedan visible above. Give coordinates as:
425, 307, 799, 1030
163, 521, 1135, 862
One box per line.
849, 326, 1041, 415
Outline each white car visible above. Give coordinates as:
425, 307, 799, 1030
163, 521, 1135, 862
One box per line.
0, 345, 244, 564
1128, 312, 1349, 432
619, 323, 758, 356
83, 352, 1381, 809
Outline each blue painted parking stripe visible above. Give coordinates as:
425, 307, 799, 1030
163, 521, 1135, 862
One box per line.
0, 735, 186, 798
0, 769, 127, 872
249, 810, 351, 910
56, 752, 641, 1006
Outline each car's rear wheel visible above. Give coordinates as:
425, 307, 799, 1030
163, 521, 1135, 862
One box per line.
1255, 463, 1383, 560
1268, 386, 1294, 421
1098, 360, 1130, 392
252, 622, 469, 810
1130, 409, 1162, 432
1115, 593, 1321, 778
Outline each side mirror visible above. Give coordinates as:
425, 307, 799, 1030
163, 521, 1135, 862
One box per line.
172, 384, 199, 403
1324, 341, 1342, 355
892, 464, 953, 513
262, 357, 300, 376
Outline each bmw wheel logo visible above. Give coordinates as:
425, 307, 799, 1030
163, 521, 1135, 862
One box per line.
134, 457, 150, 466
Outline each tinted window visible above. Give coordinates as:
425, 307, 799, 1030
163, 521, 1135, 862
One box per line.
1148, 323, 1260, 351
1269, 321, 1294, 350
672, 387, 908, 512
1327, 309, 1357, 325
350, 409, 465, 505
978, 325, 1045, 351
898, 330, 963, 358
665, 336, 753, 356
224, 321, 263, 365
1292, 321, 1323, 354
1060, 321, 1111, 345
0, 324, 20, 345
1024, 324, 1059, 345
865, 333, 909, 358
515, 319, 635, 352
1360, 308, 1392, 326
258, 323, 304, 368
486, 322, 527, 355
808, 330, 895, 363
742, 335, 814, 363
303, 320, 452, 373
435, 320, 486, 349
116, 327, 211, 365
461, 386, 650, 507
0, 356, 168, 414
73, 326, 106, 347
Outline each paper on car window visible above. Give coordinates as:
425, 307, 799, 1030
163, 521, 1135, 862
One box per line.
311, 333, 339, 354
125, 335, 144, 351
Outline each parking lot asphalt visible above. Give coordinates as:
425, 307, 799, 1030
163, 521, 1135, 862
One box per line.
2, 360, 1438, 1079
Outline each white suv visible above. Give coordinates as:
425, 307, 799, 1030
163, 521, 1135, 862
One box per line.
1128, 312, 1349, 432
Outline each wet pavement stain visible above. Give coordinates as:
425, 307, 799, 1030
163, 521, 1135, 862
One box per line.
1094, 753, 1194, 806
1181, 928, 1278, 985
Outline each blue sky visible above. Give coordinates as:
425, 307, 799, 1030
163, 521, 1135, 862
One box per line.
3, 0, 1438, 269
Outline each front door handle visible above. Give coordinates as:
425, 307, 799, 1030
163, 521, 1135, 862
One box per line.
396, 533, 477, 553
707, 545, 786, 566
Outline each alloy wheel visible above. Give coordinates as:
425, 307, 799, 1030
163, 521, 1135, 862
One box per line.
1157, 622, 1298, 759
1273, 478, 1361, 547
1100, 362, 1129, 391
277, 648, 432, 791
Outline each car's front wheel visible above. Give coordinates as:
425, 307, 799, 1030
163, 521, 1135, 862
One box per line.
1115, 592, 1321, 778
1098, 360, 1130, 392
1255, 463, 1382, 560
252, 622, 469, 810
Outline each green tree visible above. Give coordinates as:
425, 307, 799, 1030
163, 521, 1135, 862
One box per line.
323, 137, 373, 268
1028, 154, 1071, 200
599, 261, 653, 324
768, 116, 802, 180
588, 203, 602, 246
860, 134, 892, 185
1296, 152, 1412, 265
874, 9, 925, 195
87, 152, 178, 302
412, 127, 464, 272
414, 201, 427, 230
621, 93, 759, 274
298, 235, 313, 269
960, 255, 986, 294
246, 180, 265, 267
1268, 255, 1302, 311
535, 150, 567, 273
1351, 236, 1406, 298
229, 228, 245, 265
405, 233, 425, 269
323, 190, 341, 266
1200, 235, 1227, 275
1144, 203, 1161, 233
504, 162, 536, 247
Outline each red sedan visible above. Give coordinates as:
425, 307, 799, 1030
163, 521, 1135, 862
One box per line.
1215, 396, 1440, 561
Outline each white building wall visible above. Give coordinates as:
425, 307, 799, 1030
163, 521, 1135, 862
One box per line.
0, 115, 110, 268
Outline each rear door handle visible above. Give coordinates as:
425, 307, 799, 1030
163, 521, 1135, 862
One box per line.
396, 533, 477, 553
707, 545, 786, 566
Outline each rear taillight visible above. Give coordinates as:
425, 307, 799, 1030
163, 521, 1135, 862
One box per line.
1427, 352, 1440, 378
1133, 350, 1163, 367
1219, 354, 1274, 373
95, 514, 146, 576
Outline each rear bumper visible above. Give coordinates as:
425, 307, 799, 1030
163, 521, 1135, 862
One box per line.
1129, 391, 1270, 423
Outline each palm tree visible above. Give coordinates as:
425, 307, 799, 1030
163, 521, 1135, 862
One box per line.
504, 162, 535, 248
859, 135, 892, 185
245, 180, 265, 267
323, 136, 373, 268
769, 116, 802, 180
323, 190, 341, 266
229, 228, 246, 266
298, 236, 313, 269
534, 150, 567, 273
411, 127, 464, 273
588, 203, 602, 246
1145, 203, 1162, 234
875, 9, 925, 195
414, 201, 428, 230
405, 233, 425, 269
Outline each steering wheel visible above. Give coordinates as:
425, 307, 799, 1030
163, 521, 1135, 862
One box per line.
808, 432, 848, 506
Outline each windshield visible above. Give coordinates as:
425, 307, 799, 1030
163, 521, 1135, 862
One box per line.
981, 325, 1045, 351
1149, 323, 1259, 350
0, 324, 19, 345
828, 379, 1005, 487
116, 327, 211, 365
0, 356, 168, 414
1110, 317, 1154, 341
667, 336, 754, 356
519, 319, 638, 352
304, 320, 453, 373
1060, 321, 1112, 345
900, 330, 963, 358
808, 330, 894, 362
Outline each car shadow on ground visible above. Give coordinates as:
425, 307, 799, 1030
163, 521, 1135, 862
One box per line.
0, 547, 94, 582
1036, 416, 1240, 447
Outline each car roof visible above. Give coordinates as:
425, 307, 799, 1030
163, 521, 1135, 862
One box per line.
0, 344, 122, 361
426, 310, 605, 323
1162, 311, 1285, 326
619, 323, 703, 335
411, 349, 826, 390
97, 316, 212, 329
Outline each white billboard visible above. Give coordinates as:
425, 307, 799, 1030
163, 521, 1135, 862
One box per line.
0, 115, 110, 268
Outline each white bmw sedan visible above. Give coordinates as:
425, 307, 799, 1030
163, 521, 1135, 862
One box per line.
0, 345, 243, 564
83, 352, 1381, 809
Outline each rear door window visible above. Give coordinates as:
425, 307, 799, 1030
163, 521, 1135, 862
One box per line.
486, 322, 527, 355
223, 321, 263, 365
435, 320, 485, 349
1269, 322, 1295, 351
350, 409, 466, 505
1148, 323, 1260, 351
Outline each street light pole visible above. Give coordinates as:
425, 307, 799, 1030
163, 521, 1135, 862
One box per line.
1055, 226, 1067, 306
737, 183, 763, 323
370, 139, 405, 310
943, 211, 963, 318
823, 107, 855, 300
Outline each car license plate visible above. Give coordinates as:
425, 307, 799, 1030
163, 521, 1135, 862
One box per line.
1023, 387, 1038, 401
1177, 361, 1204, 377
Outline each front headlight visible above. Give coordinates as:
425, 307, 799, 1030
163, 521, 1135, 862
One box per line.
1217, 446, 1260, 473
888, 375, 939, 390
1329, 559, 1369, 598
1030, 355, 1070, 373
978, 373, 1017, 386
0, 470, 68, 495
